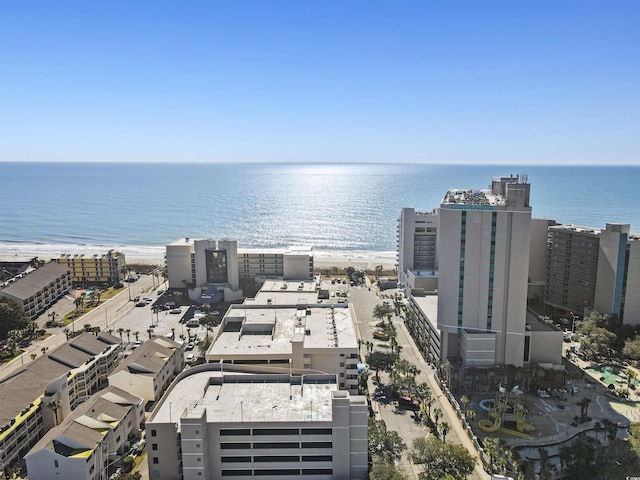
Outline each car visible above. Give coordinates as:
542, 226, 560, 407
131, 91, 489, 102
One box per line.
212, 310, 220, 315
133, 341, 142, 348
157, 290, 164, 295
170, 308, 182, 314
165, 301, 176, 307
135, 301, 146, 307
186, 342, 195, 350
186, 353, 195, 362
143, 297, 152, 302
186, 319, 200, 328
373, 331, 389, 341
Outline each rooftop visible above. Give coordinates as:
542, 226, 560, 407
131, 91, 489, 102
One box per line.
208, 304, 357, 358
25, 386, 141, 460
152, 371, 343, 426
0, 261, 69, 298
0, 332, 122, 425
110, 337, 181, 377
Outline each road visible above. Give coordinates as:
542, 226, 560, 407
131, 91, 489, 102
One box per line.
348, 282, 490, 480
0, 275, 157, 379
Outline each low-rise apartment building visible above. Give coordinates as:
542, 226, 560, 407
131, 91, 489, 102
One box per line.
0, 261, 71, 319
25, 386, 144, 480
146, 367, 368, 480
108, 336, 185, 406
54, 249, 126, 286
0, 332, 123, 472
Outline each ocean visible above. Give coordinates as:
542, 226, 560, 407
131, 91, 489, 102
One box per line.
1, 162, 639, 262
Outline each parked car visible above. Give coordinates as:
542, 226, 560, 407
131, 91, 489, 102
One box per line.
135, 301, 146, 307
186, 353, 195, 362
186, 342, 195, 350
170, 308, 182, 314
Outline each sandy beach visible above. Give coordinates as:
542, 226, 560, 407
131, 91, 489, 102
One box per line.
0, 243, 397, 273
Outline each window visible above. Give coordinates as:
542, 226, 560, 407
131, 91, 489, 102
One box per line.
220, 429, 250, 436
151, 429, 157, 437
221, 457, 251, 463
196, 443, 201, 448
254, 456, 299, 462
254, 442, 299, 449
221, 470, 252, 476
253, 428, 299, 436
152, 457, 159, 464
301, 428, 332, 435
302, 455, 332, 461
152, 444, 158, 451
303, 469, 333, 475
221, 443, 251, 450
302, 442, 332, 448
54, 460, 59, 468
254, 469, 301, 476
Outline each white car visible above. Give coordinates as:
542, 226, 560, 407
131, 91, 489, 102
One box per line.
186, 353, 195, 362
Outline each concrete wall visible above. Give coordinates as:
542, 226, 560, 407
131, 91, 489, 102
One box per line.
166, 240, 193, 289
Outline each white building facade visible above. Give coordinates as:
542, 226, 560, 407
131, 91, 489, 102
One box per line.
437, 175, 532, 368
146, 367, 368, 480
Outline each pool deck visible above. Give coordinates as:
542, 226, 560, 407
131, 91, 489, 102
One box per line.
467, 354, 639, 450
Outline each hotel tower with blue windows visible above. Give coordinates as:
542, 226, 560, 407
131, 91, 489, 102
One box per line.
437, 176, 532, 368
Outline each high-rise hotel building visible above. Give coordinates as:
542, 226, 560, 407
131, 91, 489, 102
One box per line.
437, 176, 532, 367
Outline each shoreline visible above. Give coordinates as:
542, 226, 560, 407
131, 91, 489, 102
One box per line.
0, 242, 397, 272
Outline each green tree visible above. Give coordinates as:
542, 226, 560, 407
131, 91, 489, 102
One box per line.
111, 473, 142, 480
368, 459, 407, 480
366, 351, 396, 382
368, 418, 406, 463
0, 298, 29, 338
373, 303, 394, 320
623, 337, 640, 362
389, 358, 420, 393
411, 436, 476, 480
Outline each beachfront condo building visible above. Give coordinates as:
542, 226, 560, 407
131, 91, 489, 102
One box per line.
205, 280, 360, 394
238, 246, 314, 281
545, 223, 640, 325
397, 175, 565, 373
25, 386, 144, 480
53, 249, 126, 286
396, 207, 439, 292
145, 367, 368, 480
165, 238, 314, 302
0, 261, 71, 319
437, 175, 533, 368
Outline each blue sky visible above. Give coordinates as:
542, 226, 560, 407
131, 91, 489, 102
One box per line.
1, 1, 638, 164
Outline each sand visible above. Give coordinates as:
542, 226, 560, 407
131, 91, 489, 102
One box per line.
0, 244, 397, 274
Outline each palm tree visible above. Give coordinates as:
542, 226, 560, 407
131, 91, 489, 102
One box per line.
439, 421, 450, 441
147, 328, 154, 340
30, 353, 37, 361
40, 346, 48, 356
117, 328, 124, 340
48, 311, 58, 326
460, 395, 469, 415
63, 328, 70, 340
432, 407, 442, 431
134, 331, 140, 341
126, 329, 131, 342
